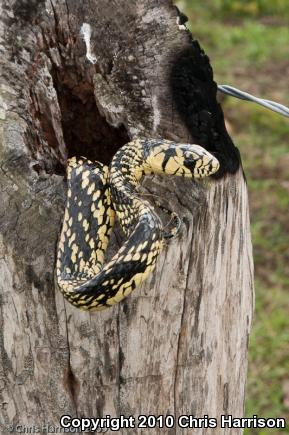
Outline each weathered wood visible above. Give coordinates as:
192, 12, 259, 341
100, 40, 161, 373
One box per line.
0, 0, 253, 434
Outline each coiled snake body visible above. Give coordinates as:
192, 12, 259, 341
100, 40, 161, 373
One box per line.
57, 139, 219, 310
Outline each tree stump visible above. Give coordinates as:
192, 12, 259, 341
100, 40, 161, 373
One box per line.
0, 0, 254, 433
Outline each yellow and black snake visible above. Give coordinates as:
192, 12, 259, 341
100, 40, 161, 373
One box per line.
56, 139, 219, 310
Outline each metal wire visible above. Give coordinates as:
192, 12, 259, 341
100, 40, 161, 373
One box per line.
218, 85, 289, 118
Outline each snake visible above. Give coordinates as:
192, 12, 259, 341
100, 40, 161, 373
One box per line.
56, 138, 219, 311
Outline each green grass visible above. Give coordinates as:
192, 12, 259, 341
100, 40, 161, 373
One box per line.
193, 21, 289, 75
176, 1, 289, 432
177, 0, 289, 19
214, 0, 289, 18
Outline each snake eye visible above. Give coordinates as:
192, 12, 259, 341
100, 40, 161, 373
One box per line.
184, 150, 195, 160
183, 147, 220, 178
183, 156, 196, 174
183, 147, 203, 162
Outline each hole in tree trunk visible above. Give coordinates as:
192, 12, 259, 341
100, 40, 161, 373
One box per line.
51, 67, 129, 165
27, 63, 129, 176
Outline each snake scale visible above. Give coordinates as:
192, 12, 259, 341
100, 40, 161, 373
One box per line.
57, 139, 219, 310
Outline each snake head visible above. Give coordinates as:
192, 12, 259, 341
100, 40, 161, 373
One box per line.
182, 144, 220, 178
144, 141, 220, 178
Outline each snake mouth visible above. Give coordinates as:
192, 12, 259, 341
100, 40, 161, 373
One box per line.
197, 159, 220, 178
208, 157, 220, 175
184, 155, 220, 178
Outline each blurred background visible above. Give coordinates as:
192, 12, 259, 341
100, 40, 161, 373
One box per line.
175, 1, 289, 433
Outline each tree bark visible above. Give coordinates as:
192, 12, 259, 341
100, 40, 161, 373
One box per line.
0, 1, 254, 434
